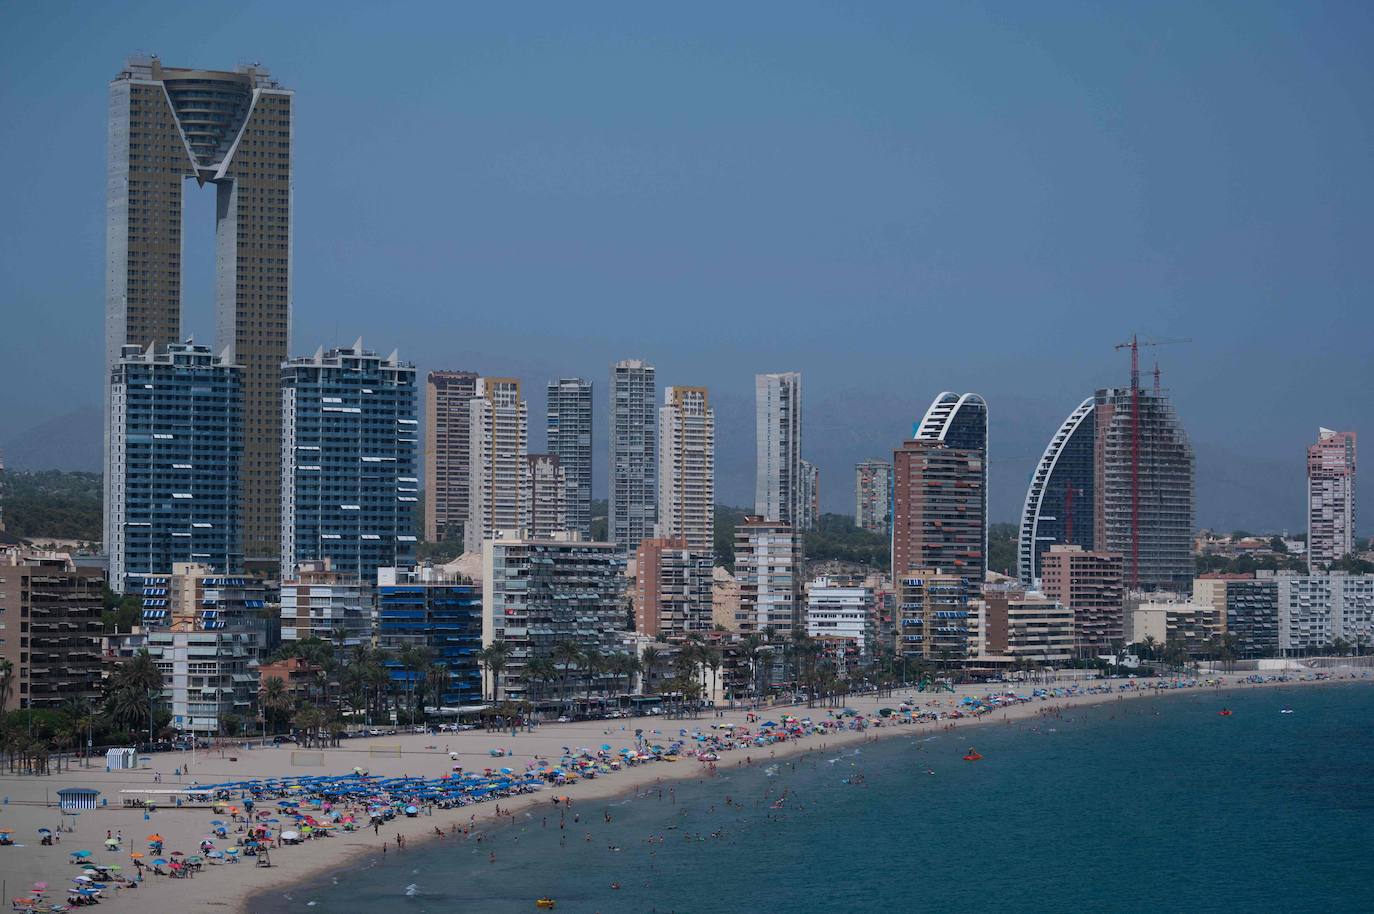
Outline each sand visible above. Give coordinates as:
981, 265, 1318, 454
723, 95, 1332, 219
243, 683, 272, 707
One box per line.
0, 669, 1365, 913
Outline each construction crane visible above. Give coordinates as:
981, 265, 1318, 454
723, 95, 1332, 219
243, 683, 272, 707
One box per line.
1112, 335, 1191, 588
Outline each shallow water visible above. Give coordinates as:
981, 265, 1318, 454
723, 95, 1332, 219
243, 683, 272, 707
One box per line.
260, 684, 1374, 913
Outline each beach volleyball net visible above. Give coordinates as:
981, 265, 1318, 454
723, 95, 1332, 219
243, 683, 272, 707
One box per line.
290, 751, 325, 767
369, 744, 402, 758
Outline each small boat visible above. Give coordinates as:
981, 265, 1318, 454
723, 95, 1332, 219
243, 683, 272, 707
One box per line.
536, 899, 557, 909
962, 749, 983, 762
1280, 708, 1294, 714
1218, 709, 1233, 717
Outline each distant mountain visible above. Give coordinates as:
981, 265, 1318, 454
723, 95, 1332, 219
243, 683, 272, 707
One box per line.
1, 405, 102, 472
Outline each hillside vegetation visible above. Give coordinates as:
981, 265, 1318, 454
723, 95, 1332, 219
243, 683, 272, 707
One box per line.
0, 469, 102, 541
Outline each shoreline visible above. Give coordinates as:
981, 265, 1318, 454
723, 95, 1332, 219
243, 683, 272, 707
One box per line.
237, 671, 1370, 914
1, 671, 1362, 914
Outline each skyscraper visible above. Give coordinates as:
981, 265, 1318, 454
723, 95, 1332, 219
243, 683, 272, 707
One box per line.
1020, 370, 1193, 593
1092, 385, 1194, 591
1017, 397, 1096, 586
799, 459, 819, 530
892, 393, 988, 585
734, 516, 802, 635
107, 57, 293, 568
425, 370, 478, 543
855, 459, 893, 536
546, 378, 593, 540
280, 343, 418, 581
754, 372, 802, 525
466, 378, 529, 553
1307, 428, 1357, 571
610, 360, 657, 552
523, 453, 568, 539
657, 386, 715, 554
105, 342, 242, 590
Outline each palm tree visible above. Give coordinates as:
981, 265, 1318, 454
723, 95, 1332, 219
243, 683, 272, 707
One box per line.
639, 647, 661, 695
0, 659, 14, 713
552, 641, 583, 715
525, 656, 557, 709
741, 634, 766, 703
484, 641, 511, 702
260, 676, 293, 734
702, 645, 722, 705
61, 698, 94, 767
426, 662, 450, 711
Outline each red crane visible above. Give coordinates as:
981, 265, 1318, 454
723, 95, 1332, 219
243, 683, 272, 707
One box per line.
1112, 335, 1191, 588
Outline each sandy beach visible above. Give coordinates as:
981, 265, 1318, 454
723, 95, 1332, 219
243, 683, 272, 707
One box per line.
0, 668, 1366, 913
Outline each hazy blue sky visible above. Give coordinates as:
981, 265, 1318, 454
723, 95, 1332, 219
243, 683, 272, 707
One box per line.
1, 1, 1370, 531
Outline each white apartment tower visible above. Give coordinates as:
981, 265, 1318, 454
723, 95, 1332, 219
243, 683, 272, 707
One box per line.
466, 378, 528, 553
755, 372, 803, 526
658, 386, 715, 554
610, 360, 657, 553
1308, 428, 1357, 571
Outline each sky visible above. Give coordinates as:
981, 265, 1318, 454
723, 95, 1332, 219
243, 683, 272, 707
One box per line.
0, 0, 1370, 532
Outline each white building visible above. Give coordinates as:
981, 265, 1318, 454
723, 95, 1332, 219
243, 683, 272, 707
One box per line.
466, 378, 528, 553
279, 559, 373, 647
658, 386, 715, 555
754, 372, 802, 526
1278, 573, 1374, 653
805, 577, 873, 655
734, 516, 802, 635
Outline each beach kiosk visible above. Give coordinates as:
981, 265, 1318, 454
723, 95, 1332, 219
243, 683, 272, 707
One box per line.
105, 747, 137, 770
57, 787, 101, 811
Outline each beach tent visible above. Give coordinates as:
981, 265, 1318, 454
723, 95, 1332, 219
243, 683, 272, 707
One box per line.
105, 748, 137, 771
58, 788, 101, 811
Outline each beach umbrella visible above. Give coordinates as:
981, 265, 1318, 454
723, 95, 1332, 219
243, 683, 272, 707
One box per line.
70, 850, 93, 859
147, 834, 162, 842
32, 883, 48, 892
209, 820, 225, 826
72, 877, 92, 884
128, 852, 143, 860
37, 828, 52, 835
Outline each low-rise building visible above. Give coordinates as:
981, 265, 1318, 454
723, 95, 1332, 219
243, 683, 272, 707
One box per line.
279, 559, 373, 647
896, 568, 973, 662
377, 565, 483, 708
804, 576, 874, 658
141, 564, 267, 735
969, 586, 1073, 668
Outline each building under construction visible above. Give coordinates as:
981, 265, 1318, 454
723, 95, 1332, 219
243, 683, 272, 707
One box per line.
1020, 340, 1194, 592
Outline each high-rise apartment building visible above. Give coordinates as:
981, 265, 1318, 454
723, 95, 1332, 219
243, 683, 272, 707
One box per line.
105, 342, 242, 591
754, 372, 803, 525
280, 343, 418, 581
799, 459, 819, 531
1224, 577, 1279, 656
610, 360, 657, 552
279, 558, 372, 648
1017, 397, 1096, 586
0, 551, 105, 711
1092, 386, 1194, 591
466, 378, 529, 553
1039, 544, 1124, 655
424, 370, 478, 543
482, 535, 628, 700
377, 565, 483, 707
546, 378, 593, 540
1276, 572, 1374, 654
855, 459, 893, 536
1020, 379, 1194, 592
892, 392, 988, 585
523, 454, 568, 539
106, 57, 293, 567
733, 516, 802, 635
634, 537, 713, 640
141, 563, 266, 734
970, 585, 1074, 668
657, 386, 715, 554
1307, 428, 1357, 571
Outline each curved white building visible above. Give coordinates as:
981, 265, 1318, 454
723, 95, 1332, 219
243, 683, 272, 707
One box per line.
1017, 397, 1096, 586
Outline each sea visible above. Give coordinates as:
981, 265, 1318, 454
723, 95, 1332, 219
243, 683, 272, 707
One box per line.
257, 683, 1374, 914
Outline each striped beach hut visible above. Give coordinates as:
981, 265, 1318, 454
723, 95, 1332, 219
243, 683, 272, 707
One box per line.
57, 787, 101, 811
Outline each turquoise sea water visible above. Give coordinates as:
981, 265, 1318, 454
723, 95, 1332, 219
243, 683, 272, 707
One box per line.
259, 684, 1374, 914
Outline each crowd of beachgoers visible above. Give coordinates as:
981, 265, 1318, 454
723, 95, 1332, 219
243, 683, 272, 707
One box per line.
0, 669, 1356, 913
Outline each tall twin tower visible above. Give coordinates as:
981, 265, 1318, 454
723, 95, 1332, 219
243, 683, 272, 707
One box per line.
104, 57, 293, 566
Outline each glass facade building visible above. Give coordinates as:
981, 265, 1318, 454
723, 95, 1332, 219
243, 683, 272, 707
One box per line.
377, 567, 483, 708
281, 343, 418, 582
1018, 397, 1096, 586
